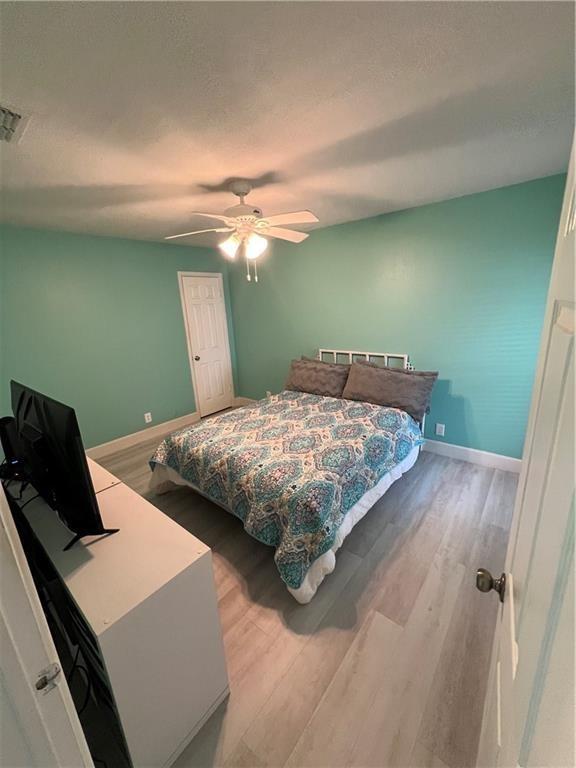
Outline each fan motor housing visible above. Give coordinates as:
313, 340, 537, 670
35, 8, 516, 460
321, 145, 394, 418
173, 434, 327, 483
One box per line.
224, 203, 263, 220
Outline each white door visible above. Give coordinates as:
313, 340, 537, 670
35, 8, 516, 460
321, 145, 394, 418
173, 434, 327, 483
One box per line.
179, 272, 234, 417
477, 144, 575, 767
0, 487, 93, 768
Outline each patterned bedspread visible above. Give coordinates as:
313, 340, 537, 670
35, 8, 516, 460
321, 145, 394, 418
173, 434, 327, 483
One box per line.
150, 391, 423, 589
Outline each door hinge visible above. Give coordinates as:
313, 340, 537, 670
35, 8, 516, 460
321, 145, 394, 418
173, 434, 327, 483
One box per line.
35, 663, 61, 693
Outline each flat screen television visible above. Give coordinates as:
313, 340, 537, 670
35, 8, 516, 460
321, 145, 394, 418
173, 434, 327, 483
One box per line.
11, 381, 119, 550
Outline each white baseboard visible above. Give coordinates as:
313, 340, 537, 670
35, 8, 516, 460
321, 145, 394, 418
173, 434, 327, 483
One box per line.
423, 439, 522, 473
87, 412, 200, 460
88, 398, 256, 460
87, 409, 521, 474
233, 397, 257, 407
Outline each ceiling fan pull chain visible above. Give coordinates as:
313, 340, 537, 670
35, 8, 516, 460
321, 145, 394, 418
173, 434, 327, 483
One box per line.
246, 256, 251, 281
254, 261, 259, 283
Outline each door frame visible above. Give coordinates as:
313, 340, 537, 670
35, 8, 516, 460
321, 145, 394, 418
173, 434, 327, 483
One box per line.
0, 486, 93, 767
476, 143, 574, 767
177, 271, 234, 417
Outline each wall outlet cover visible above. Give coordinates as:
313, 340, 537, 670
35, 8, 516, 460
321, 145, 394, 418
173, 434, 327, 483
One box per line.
435, 423, 445, 437
144, 412, 152, 424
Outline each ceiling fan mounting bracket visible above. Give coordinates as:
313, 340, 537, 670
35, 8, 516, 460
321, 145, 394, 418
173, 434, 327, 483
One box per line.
229, 179, 253, 200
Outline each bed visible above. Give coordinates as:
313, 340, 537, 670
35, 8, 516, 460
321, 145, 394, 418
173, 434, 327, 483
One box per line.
149, 350, 426, 603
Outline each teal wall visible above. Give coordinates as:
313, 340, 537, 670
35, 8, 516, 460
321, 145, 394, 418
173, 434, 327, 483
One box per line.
0, 225, 236, 448
1, 175, 565, 458
228, 175, 565, 458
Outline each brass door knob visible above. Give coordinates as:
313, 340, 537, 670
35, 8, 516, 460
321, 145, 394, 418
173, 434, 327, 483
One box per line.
476, 568, 506, 602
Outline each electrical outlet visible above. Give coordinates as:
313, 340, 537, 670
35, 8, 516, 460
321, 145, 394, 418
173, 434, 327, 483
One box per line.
266, 390, 272, 397
144, 412, 152, 424
435, 423, 445, 437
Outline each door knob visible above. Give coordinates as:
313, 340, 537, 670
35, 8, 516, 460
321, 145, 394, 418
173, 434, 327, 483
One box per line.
476, 568, 506, 602
194, 355, 200, 361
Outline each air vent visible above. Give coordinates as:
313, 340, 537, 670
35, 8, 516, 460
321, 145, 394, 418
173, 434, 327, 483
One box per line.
0, 106, 23, 142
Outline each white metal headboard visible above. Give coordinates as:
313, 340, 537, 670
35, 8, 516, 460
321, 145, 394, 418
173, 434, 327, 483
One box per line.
317, 348, 414, 370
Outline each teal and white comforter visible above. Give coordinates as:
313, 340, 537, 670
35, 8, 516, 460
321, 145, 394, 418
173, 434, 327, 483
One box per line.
150, 391, 423, 590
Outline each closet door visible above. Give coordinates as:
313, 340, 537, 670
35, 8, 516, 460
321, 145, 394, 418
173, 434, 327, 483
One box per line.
179, 272, 234, 417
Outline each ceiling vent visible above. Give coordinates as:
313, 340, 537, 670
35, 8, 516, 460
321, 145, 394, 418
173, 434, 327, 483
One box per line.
0, 106, 23, 142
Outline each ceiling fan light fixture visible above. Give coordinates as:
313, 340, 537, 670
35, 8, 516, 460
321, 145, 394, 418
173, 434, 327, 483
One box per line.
245, 233, 268, 260
219, 233, 241, 259
166, 181, 317, 284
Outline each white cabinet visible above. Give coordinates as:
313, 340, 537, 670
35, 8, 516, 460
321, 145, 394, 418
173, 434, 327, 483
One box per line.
22, 458, 229, 768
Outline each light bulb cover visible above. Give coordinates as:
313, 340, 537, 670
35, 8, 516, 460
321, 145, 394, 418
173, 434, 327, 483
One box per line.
219, 234, 241, 259
245, 233, 268, 260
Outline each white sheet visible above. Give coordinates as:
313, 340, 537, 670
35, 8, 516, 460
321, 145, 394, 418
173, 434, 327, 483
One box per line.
149, 444, 421, 603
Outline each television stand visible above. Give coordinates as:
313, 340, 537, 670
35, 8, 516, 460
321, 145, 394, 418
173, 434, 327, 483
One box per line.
19, 457, 229, 767
63, 527, 120, 551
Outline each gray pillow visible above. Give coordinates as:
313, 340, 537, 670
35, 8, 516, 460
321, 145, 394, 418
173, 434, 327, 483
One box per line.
285, 358, 350, 398
342, 362, 438, 421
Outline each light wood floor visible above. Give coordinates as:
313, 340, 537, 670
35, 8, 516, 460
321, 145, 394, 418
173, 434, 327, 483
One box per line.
99, 436, 517, 768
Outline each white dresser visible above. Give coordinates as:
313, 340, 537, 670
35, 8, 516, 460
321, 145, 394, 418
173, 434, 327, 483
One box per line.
21, 457, 229, 768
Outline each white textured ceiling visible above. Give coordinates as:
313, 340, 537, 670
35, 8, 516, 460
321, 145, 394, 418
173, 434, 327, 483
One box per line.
0, 1, 573, 246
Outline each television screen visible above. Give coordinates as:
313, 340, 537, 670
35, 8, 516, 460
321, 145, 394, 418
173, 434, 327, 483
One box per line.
11, 381, 118, 550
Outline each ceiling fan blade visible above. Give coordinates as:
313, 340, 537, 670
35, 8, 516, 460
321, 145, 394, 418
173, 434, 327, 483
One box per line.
262, 227, 309, 244
188, 212, 234, 224
165, 227, 232, 241
262, 210, 318, 227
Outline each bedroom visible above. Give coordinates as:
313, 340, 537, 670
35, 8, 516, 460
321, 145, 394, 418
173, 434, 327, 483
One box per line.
0, 2, 574, 768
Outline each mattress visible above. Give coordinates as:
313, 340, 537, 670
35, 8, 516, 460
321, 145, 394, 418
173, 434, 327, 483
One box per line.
149, 391, 423, 602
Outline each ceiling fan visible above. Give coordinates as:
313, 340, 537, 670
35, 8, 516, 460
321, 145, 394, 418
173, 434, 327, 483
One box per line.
165, 180, 319, 281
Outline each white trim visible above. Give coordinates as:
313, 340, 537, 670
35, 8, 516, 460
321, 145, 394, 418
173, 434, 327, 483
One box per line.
423, 439, 522, 473
230, 396, 517, 472
86, 412, 200, 460
233, 396, 257, 407
177, 271, 234, 417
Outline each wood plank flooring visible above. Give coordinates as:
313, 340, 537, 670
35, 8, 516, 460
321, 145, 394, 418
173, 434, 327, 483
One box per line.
98, 435, 516, 768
